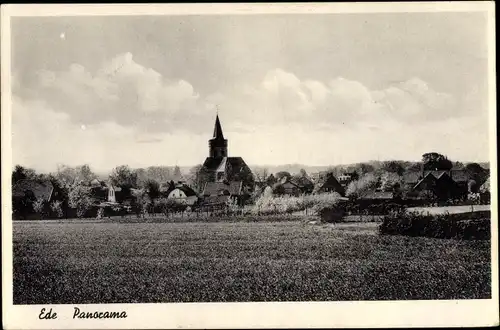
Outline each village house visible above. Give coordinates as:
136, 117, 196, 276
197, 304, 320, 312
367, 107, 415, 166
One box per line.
167, 183, 198, 207
13, 179, 58, 203
337, 171, 358, 187
313, 172, 345, 196
12, 179, 64, 219
272, 177, 302, 196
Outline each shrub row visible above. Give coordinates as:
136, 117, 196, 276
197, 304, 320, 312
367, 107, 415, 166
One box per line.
379, 210, 491, 240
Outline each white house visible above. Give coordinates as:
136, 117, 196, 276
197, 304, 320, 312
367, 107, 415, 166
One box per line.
167, 185, 198, 206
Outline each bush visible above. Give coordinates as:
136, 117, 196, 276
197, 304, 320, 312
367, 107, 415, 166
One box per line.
379, 209, 490, 240
248, 193, 342, 217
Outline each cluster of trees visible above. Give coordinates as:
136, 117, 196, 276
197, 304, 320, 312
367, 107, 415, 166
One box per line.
11, 164, 198, 219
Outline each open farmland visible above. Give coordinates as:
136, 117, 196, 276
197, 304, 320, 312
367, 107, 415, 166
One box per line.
13, 219, 491, 304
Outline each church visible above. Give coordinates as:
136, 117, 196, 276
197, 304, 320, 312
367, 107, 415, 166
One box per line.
200, 114, 254, 204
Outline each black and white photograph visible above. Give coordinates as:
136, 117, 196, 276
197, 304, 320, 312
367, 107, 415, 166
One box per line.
1, 3, 498, 329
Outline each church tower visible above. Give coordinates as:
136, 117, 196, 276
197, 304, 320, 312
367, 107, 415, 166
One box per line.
209, 114, 228, 158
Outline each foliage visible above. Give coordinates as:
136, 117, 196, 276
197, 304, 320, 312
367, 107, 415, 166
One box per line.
266, 174, 277, 186
422, 152, 453, 171
68, 185, 94, 218
50, 200, 64, 218
379, 172, 402, 192
12, 165, 37, 184
249, 192, 341, 216
145, 179, 160, 201
379, 209, 490, 240
382, 161, 405, 176
156, 197, 188, 214
32, 198, 46, 215
109, 165, 138, 189
345, 173, 379, 198
275, 171, 291, 181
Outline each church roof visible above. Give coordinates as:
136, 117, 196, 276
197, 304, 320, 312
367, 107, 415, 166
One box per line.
212, 114, 225, 140
203, 181, 243, 196
203, 156, 248, 173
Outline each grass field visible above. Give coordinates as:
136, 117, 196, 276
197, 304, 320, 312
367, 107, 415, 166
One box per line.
13, 219, 491, 304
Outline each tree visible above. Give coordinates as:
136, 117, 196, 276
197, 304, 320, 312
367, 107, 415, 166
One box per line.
382, 161, 404, 176
12, 165, 37, 184
77, 164, 97, 182
131, 188, 151, 217
380, 172, 402, 192
50, 200, 63, 218
254, 168, 269, 182
109, 165, 138, 198
173, 166, 182, 182
422, 152, 453, 171
266, 174, 277, 186
145, 179, 160, 205
275, 171, 291, 181
32, 198, 46, 217
68, 185, 94, 218
346, 173, 379, 198
233, 166, 255, 190
186, 164, 209, 192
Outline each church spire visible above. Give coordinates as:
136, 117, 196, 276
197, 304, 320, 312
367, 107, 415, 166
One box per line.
213, 114, 225, 140
209, 113, 228, 158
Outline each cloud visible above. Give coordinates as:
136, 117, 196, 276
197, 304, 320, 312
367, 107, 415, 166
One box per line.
16, 52, 467, 137
209, 69, 460, 133
12, 55, 488, 171
19, 52, 206, 134
11, 95, 208, 172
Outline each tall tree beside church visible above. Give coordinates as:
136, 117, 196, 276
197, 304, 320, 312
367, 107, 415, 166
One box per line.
173, 166, 182, 182
422, 152, 453, 171
109, 165, 138, 198
187, 164, 210, 193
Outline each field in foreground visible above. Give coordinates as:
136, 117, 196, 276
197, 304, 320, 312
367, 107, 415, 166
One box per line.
13, 220, 491, 304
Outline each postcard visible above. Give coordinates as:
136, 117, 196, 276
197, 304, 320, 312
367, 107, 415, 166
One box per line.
1, 2, 498, 329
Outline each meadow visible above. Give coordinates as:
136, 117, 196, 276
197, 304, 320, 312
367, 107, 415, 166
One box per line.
13, 219, 491, 304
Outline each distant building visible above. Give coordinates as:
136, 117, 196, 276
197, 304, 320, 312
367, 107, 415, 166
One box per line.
272, 177, 302, 196
168, 183, 198, 206
338, 171, 358, 187
12, 179, 56, 203
290, 176, 314, 194
202, 181, 245, 207
313, 172, 345, 196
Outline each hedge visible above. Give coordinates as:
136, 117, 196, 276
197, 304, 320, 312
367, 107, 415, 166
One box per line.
379, 210, 490, 240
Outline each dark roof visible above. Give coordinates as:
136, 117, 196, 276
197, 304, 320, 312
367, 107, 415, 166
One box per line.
172, 185, 197, 197
316, 174, 344, 191
203, 181, 243, 196
423, 170, 448, 178
360, 191, 394, 200
414, 172, 437, 189
480, 177, 490, 192
212, 114, 225, 140
12, 179, 54, 201
202, 156, 249, 174
291, 176, 314, 187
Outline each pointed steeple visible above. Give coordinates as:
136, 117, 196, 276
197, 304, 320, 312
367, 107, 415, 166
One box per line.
213, 114, 225, 140
209, 113, 228, 158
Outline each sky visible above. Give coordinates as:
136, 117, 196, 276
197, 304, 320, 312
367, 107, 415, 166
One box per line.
10, 12, 492, 173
